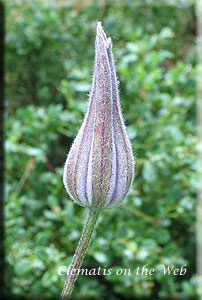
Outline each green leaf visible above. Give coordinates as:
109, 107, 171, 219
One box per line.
142, 161, 157, 183
14, 259, 32, 276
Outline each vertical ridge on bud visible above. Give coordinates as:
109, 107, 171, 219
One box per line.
86, 22, 117, 207
63, 66, 97, 207
106, 38, 135, 208
63, 22, 135, 209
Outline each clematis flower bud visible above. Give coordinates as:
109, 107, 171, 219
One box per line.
63, 22, 135, 209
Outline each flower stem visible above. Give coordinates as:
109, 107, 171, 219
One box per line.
60, 208, 100, 299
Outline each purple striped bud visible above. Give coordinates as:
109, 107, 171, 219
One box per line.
63, 22, 135, 209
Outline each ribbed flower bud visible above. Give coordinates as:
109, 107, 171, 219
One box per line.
63, 22, 135, 209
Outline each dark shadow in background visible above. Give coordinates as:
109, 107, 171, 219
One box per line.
0, 1, 4, 299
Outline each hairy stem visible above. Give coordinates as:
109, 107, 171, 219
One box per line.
60, 208, 100, 299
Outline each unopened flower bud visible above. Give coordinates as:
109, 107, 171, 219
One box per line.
63, 22, 135, 209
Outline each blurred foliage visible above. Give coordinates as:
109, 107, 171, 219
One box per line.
5, 0, 197, 299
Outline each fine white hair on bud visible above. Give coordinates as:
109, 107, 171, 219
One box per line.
63, 21, 135, 209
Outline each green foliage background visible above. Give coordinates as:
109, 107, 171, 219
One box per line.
5, 0, 197, 299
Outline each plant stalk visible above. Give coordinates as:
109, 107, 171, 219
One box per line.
60, 208, 100, 299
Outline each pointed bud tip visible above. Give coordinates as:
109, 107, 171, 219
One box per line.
96, 21, 112, 49
97, 21, 102, 33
